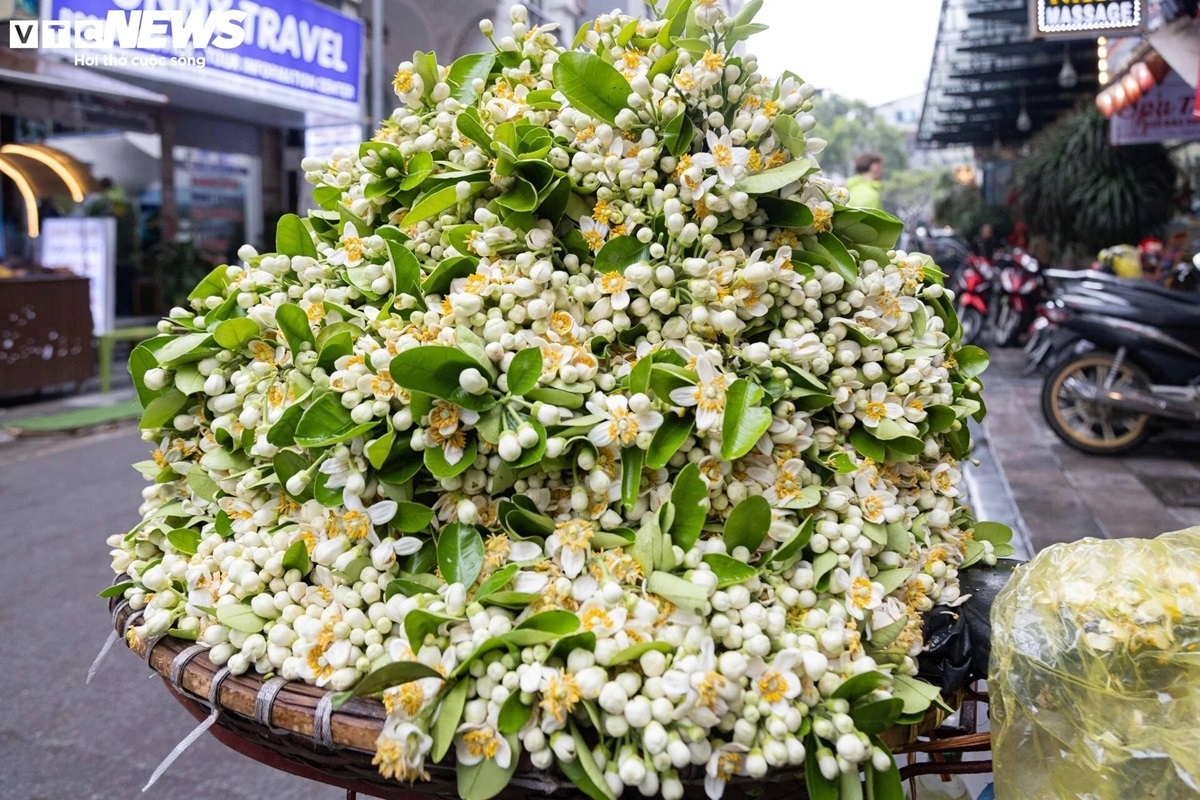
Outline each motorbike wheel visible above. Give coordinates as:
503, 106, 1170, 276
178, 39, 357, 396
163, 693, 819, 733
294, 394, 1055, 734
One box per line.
1041, 352, 1152, 455
958, 305, 985, 346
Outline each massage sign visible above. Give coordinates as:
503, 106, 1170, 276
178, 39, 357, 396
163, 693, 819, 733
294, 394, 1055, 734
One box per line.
1036, 0, 1142, 36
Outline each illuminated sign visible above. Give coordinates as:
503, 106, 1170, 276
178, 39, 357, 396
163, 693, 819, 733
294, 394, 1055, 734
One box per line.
1035, 0, 1142, 37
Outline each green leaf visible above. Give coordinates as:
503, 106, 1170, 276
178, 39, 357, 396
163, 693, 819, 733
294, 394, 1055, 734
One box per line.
621, 446, 644, 512
155, 332, 217, 369
99, 581, 135, 599
851, 698, 904, 736
757, 196, 814, 229
334, 660, 442, 710
404, 608, 458, 648
569, 721, 617, 800
365, 428, 396, 471
723, 495, 770, 554
834, 207, 905, 249
474, 564, 519, 601
139, 389, 188, 430
773, 114, 808, 159
276, 213, 318, 259
867, 738, 905, 800
187, 465, 220, 503
456, 108, 492, 151
448, 52, 496, 105
832, 670, 892, 701
663, 111, 694, 157
173, 364, 205, 395
274, 303, 315, 354
407, 181, 490, 224
734, 156, 813, 195
392, 502, 435, 534
424, 437, 478, 479
166, 528, 201, 557
629, 355, 652, 397
188, 264, 232, 301
702, 554, 757, 588
869, 617, 908, 649
721, 379, 772, 461
766, 515, 816, 569
646, 413, 693, 470
814, 232, 859, 281
891, 674, 947, 715
498, 692, 533, 734
282, 539, 311, 573
437, 523, 485, 587
213, 318, 259, 351
972, 520, 1013, 547
630, 509, 663, 578
609, 641, 673, 665
496, 176, 538, 212
390, 346, 496, 412
413, 50, 438, 95
812, 550, 839, 588
804, 733, 839, 800
873, 568, 912, 596
850, 427, 886, 461
553, 52, 633, 125
294, 392, 374, 448
646, 571, 707, 613
267, 402, 306, 448
647, 50, 679, 80
432, 678, 469, 761
129, 341, 170, 406
595, 234, 648, 275
506, 348, 543, 396
955, 345, 990, 379
215, 603, 265, 634
515, 609, 580, 636
422, 255, 478, 296
666, 463, 707, 552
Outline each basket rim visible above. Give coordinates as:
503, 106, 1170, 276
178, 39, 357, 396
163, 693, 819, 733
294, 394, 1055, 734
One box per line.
110, 580, 964, 795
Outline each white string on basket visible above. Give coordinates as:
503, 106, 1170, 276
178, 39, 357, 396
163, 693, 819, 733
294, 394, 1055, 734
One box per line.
142, 665, 230, 792
313, 692, 335, 749
87, 597, 136, 685
253, 676, 289, 731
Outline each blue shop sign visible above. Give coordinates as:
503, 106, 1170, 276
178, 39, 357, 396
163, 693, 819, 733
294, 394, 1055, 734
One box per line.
43, 0, 363, 120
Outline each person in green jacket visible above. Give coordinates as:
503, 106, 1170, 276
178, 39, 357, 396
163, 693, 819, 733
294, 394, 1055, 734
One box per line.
847, 152, 884, 209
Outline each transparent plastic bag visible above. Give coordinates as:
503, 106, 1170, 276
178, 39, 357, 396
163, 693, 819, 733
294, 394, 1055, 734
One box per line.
990, 528, 1200, 799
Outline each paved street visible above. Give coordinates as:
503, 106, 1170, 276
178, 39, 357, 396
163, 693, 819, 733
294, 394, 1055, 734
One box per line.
0, 425, 331, 800
973, 348, 1200, 553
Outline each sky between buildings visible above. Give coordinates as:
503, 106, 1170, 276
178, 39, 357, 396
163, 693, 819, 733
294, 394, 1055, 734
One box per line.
750, 0, 943, 107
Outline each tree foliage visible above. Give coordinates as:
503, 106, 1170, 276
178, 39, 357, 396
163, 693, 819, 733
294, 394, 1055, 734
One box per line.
810, 92, 909, 179
1014, 106, 1179, 255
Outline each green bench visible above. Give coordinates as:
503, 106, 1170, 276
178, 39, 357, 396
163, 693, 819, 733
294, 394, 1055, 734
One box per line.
97, 325, 160, 393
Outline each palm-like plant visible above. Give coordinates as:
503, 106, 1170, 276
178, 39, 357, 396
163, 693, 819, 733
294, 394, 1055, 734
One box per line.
1015, 106, 1179, 257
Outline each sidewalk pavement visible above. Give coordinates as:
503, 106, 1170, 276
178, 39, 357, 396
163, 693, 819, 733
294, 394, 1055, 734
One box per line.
966, 348, 1200, 554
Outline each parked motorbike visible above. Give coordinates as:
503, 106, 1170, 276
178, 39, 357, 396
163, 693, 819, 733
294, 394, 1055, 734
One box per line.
949, 254, 995, 346
1037, 257, 1200, 454
991, 250, 1044, 347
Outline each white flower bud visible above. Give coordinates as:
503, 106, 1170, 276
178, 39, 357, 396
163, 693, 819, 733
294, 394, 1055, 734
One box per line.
459, 368, 488, 395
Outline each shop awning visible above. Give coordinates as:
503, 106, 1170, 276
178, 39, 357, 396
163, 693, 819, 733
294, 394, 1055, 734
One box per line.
0, 50, 167, 106
919, 0, 1101, 147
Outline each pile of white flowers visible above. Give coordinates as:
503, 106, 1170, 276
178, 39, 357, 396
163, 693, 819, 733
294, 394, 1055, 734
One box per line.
111, 2, 1011, 798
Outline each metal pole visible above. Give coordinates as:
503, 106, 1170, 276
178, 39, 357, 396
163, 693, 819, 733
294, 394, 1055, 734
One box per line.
371, 0, 385, 128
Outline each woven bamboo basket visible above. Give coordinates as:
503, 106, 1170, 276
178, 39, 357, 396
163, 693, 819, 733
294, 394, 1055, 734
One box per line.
112, 593, 986, 800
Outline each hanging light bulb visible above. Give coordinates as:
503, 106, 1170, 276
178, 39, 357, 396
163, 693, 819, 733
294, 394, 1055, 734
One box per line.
1059, 43, 1078, 88
1016, 90, 1032, 132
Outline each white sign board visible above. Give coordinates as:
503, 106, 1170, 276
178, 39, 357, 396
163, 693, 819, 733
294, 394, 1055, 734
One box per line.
1111, 71, 1200, 145
39, 217, 117, 336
